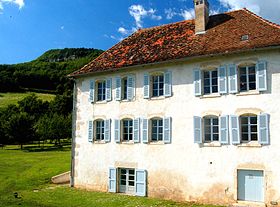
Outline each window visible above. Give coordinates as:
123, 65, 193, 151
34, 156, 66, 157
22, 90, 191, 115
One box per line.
203, 70, 218, 95
122, 119, 133, 141
240, 115, 258, 142
152, 74, 164, 97
239, 65, 256, 92
122, 77, 128, 100
95, 120, 105, 141
97, 80, 106, 101
151, 118, 163, 141
143, 71, 172, 99
108, 168, 147, 196
119, 168, 135, 194
115, 76, 135, 101
204, 116, 219, 142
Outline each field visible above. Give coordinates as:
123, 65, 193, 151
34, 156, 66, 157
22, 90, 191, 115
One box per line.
0, 92, 55, 108
0, 146, 224, 207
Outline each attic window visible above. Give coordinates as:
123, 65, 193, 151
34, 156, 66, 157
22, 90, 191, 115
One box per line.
196, 0, 203, 5
241, 35, 249, 41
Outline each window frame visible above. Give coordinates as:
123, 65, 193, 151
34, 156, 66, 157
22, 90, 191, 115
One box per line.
240, 114, 258, 142
151, 73, 164, 97
203, 116, 219, 143
239, 65, 256, 92
96, 80, 106, 102
150, 118, 163, 142
94, 119, 105, 141
203, 69, 218, 95
122, 118, 133, 142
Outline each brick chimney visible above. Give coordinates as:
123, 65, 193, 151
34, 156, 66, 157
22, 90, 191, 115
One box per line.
194, 0, 209, 34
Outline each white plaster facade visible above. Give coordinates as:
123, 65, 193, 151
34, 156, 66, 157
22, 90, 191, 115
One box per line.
71, 48, 280, 206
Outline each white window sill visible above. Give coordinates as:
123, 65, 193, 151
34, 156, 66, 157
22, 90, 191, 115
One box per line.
236, 90, 260, 96
94, 140, 106, 144
149, 141, 165, 145
95, 100, 107, 104
150, 96, 165, 101
200, 93, 221, 99
121, 141, 135, 145
118, 99, 134, 103
201, 142, 222, 147
237, 141, 262, 147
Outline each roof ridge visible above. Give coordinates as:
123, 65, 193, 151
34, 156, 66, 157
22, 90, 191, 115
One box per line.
243, 8, 280, 29
137, 19, 193, 33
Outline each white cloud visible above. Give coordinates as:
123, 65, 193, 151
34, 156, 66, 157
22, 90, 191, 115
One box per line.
165, 8, 177, 20
180, 9, 195, 20
218, 0, 280, 24
118, 27, 129, 35
129, 4, 162, 28
0, 0, 24, 12
60, 26, 65, 30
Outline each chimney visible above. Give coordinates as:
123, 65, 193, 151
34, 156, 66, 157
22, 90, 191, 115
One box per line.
194, 0, 209, 34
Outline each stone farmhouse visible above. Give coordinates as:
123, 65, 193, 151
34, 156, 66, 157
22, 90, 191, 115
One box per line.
69, 0, 280, 206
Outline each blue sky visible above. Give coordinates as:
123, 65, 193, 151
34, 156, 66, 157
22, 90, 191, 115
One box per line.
0, 0, 279, 64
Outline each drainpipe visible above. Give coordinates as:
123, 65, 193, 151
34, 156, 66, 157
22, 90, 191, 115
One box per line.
70, 80, 77, 187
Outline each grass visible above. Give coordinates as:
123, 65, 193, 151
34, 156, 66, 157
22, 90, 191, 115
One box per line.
0, 145, 224, 207
0, 92, 55, 108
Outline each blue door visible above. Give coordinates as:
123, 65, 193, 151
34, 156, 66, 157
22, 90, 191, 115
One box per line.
237, 170, 264, 202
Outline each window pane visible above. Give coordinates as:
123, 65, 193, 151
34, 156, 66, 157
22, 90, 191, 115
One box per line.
249, 83, 256, 90
213, 126, 219, 133
212, 118, 218, 125
251, 125, 257, 133
204, 86, 210, 94
251, 133, 258, 141
242, 133, 249, 141
204, 78, 210, 86
212, 70, 218, 78
204, 118, 211, 125
205, 134, 211, 142
123, 78, 128, 100
213, 134, 219, 141
250, 116, 257, 124
204, 71, 210, 78
240, 67, 246, 74
121, 180, 126, 185
241, 117, 248, 125
128, 181, 135, 186
242, 126, 248, 133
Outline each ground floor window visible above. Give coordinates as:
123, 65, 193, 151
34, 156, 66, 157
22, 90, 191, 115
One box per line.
108, 167, 147, 196
119, 168, 135, 194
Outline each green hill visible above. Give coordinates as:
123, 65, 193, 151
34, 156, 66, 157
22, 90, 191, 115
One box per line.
0, 48, 103, 93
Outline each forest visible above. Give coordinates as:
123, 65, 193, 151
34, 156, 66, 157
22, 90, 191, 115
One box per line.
0, 48, 103, 146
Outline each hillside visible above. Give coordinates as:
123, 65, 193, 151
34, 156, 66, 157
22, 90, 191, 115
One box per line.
0, 48, 103, 93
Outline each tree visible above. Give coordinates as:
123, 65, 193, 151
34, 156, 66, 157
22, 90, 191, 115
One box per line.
6, 112, 35, 149
35, 113, 72, 145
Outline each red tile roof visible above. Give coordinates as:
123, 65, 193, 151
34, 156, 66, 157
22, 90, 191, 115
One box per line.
70, 9, 280, 77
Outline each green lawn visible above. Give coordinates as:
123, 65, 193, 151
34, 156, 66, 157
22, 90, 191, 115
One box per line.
0, 92, 55, 108
0, 146, 224, 207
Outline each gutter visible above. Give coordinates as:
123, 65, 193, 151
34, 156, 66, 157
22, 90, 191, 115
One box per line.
69, 45, 280, 79
70, 80, 77, 187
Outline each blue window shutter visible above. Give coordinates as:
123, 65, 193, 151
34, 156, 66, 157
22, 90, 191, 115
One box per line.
219, 116, 229, 144
133, 118, 140, 143
163, 117, 171, 143
142, 119, 148, 143
193, 116, 202, 143
127, 75, 135, 101
256, 61, 267, 92
164, 71, 172, 97
230, 115, 240, 144
135, 169, 147, 197
106, 78, 112, 101
105, 119, 111, 142
89, 80, 95, 103
114, 120, 120, 143
115, 77, 121, 101
108, 167, 117, 193
143, 73, 150, 99
228, 64, 238, 93
258, 114, 269, 145
218, 65, 227, 94
193, 69, 201, 96
88, 120, 93, 142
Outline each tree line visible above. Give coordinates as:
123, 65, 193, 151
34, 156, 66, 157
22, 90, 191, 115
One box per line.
0, 93, 72, 149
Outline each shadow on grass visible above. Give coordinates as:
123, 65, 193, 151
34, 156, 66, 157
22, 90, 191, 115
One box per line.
4, 145, 71, 152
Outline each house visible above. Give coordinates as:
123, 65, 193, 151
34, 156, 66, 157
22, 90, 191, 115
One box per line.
69, 0, 280, 206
